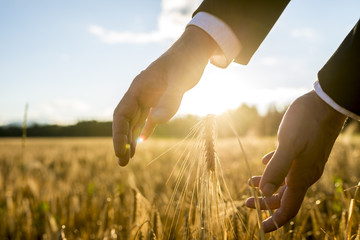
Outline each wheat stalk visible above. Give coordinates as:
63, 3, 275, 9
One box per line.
345, 182, 360, 240
223, 114, 269, 240
151, 205, 162, 240
160, 115, 249, 239
204, 115, 216, 172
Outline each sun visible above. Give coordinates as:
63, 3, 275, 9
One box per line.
178, 65, 245, 116
177, 64, 308, 117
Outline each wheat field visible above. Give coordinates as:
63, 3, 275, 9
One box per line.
0, 127, 360, 239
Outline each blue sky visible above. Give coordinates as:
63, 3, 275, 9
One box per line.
0, 0, 359, 125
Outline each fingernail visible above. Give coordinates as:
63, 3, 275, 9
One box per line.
117, 148, 130, 167
245, 197, 253, 207
248, 177, 256, 187
118, 158, 127, 167
262, 183, 276, 196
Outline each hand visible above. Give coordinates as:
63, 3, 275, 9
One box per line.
245, 90, 346, 232
113, 26, 217, 166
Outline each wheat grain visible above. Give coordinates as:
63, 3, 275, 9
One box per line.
151, 206, 162, 240
162, 115, 246, 239
204, 114, 216, 172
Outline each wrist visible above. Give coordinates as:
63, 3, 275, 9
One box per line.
188, 12, 242, 68
308, 90, 347, 126
171, 25, 217, 62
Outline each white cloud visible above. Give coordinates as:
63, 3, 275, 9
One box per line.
29, 99, 92, 125
291, 28, 320, 41
89, 0, 202, 44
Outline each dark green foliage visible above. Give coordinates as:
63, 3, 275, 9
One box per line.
2, 105, 359, 138
0, 121, 112, 137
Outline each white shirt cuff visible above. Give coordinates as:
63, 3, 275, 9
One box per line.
187, 12, 242, 68
314, 80, 360, 120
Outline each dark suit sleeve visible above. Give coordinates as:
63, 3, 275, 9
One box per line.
318, 19, 360, 116
193, 0, 290, 65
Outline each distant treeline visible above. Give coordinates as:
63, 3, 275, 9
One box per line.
152, 104, 287, 138
0, 121, 113, 137
1, 104, 359, 138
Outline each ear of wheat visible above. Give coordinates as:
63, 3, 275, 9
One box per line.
162, 114, 247, 239
204, 114, 216, 172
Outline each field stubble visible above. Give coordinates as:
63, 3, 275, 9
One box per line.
0, 133, 359, 239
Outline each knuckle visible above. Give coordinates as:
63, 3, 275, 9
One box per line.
276, 207, 299, 224
306, 164, 325, 186
266, 165, 288, 184
284, 207, 300, 220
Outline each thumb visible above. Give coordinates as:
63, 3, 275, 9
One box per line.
260, 144, 297, 196
151, 87, 184, 124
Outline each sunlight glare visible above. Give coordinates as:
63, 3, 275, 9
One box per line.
137, 135, 146, 144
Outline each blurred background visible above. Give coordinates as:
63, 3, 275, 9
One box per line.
1, 0, 359, 134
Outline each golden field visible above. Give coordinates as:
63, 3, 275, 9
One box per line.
0, 134, 359, 239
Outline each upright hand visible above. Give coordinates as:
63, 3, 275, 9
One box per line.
113, 26, 217, 166
245, 90, 346, 232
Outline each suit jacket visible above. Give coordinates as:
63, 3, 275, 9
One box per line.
318, 20, 360, 116
194, 0, 290, 65
194, 1, 360, 116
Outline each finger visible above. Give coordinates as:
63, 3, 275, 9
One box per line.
129, 107, 150, 157
113, 92, 140, 166
248, 176, 285, 189
113, 115, 131, 166
245, 186, 286, 210
117, 148, 130, 166
130, 130, 139, 158
140, 118, 157, 141
151, 87, 184, 123
116, 137, 130, 166
130, 113, 148, 158
260, 144, 297, 197
248, 176, 262, 187
118, 131, 132, 167
140, 109, 158, 140
128, 109, 142, 157
114, 134, 130, 166
262, 151, 275, 165
245, 196, 280, 210
131, 108, 150, 137
262, 186, 306, 233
